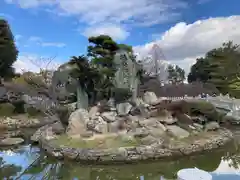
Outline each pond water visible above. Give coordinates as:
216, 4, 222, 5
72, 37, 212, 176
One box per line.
1, 129, 240, 180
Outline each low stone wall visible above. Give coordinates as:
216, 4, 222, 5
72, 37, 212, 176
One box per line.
40, 128, 233, 164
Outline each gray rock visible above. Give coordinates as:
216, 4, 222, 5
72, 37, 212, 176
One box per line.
126, 115, 140, 129
175, 113, 192, 124
191, 116, 207, 124
166, 125, 190, 139
129, 106, 141, 116
143, 91, 158, 105
158, 115, 177, 125
126, 115, 139, 123
134, 98, 145, 107
149, 109, 159, 117
116, 102, 132, 116
108, 119, 127, 133
66, 108, 89, 137
101, 111, 117, 122
31, 121, 63, 142
31, 125, 48, 142
51, 121, 65, 134
94, 120, 108, 134
65, 102, 77, 113
86, 119, 96, 130
138, 104, 150, 119
129, 127, 149, 138
139, 118, 160, 128
205, 122, 220, 131
108, 121, 119, 133
148, 127, 165, 138
0, 138, 24, 146
39, 126, 57, 141
140, 135, 157, 145
193, 123, 204, 131
89, 106, 99, 119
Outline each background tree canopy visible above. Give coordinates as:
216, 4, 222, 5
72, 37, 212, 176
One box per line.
188, 41, 240, 98
0, 19, 18, 80
167, 64, 185, 84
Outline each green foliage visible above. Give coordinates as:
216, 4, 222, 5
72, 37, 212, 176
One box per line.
167, 65, 185, 84
188, 41, 240, 97
56, 105, 71, 126
181, 100, 222, 122
12, 100, 25, 114
0, 103, 15, 116
112, 88, 132, 103
25, 106, 41, 117
0, 19, 18, 79
64, 35, 137, 106
87, 35, 133, 93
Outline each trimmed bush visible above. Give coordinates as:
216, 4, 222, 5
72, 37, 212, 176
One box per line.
0, 103, 15, 116
25, 105, 42, 117
112, 88, 132, 103
167, 100, 223, 122
12, 100, 25, 114
56, 105, 71, 126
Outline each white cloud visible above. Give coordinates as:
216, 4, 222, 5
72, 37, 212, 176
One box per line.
13, 54, 61, 73
5, 0, 187, 26
28, 36, 66, 48
4, 0, 55, 8
4, 0, 188, 40
197, 0, 212, 4
82, 24, 129, 41
134, 16, 240, 75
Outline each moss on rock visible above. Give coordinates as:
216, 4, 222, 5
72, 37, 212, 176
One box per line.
0, 103, 15, 116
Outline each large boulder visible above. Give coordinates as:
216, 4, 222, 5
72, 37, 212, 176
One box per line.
31, 121, 64, 142
157, 110, 177, 125
116, 102, 132, 116
143, 91, 158, 105
89, 106, 100, 119
205, 122, 220, 131
101, 111, 117, 123
87, 116, 108, 134
175, 113, 192, 124
166, 125, 190, 139
66, 108, 89, 137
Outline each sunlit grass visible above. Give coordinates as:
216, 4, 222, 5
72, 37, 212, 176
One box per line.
51, 135, 140, 149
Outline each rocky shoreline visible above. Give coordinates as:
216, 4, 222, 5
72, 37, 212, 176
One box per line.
40, 127, 233, 164
0, 115, 57, 130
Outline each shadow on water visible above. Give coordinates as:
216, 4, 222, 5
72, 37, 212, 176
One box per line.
1, 129, 240, 179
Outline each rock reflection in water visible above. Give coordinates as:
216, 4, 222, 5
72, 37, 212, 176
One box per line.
0, 141, 240, 179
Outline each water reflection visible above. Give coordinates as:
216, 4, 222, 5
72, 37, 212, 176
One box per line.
0, 141, 240, 179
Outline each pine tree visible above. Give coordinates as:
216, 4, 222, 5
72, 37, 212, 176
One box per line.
0, 19, 18, 80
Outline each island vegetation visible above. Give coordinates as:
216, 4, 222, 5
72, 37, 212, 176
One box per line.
0, 18, 238, 164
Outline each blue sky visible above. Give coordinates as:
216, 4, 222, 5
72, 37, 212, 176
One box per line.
0, 0, 240, 73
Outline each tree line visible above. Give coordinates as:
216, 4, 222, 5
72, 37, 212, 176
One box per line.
1, 18, 240, 98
